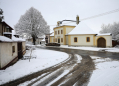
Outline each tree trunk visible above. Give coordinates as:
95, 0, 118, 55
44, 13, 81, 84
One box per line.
32, 36, 36, 45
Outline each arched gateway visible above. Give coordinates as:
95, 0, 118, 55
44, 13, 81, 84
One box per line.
97, 37, 106, 48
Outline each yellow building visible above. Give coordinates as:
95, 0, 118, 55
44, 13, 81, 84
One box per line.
50, 22, 112, 48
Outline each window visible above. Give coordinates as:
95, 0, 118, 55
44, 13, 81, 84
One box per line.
74, 37, 77, 42
61, 38, 63, 42
61, 30, 63, 34
86, 37, 90, 42
58, 30, 60, 34
55, 31, 57, 35
12, 46, 15, 53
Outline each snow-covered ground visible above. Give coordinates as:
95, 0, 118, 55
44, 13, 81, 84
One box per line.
59, 45, 119, 53
19, 54, 82, 86
0, 48, 69, 85
88, 56, 119, 86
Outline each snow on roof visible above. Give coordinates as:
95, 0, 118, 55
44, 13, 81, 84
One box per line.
12, 36, 25, 41
96, 33, 112, 36
0, 36, 13, 42
38, 35, 45, 38
50, 33, 54, 36
3, 32, 12, 34
68, 22, 97, 35
41, 38, 45, 41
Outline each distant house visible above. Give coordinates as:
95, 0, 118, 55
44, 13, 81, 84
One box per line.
26, 35, 45, 45
41, 38, 45, 44
0, 21, 26, 69
50, 22, 112, 48
36, 35, 45, 44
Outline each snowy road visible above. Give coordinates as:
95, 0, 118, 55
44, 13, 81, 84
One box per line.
1, 46, 119, 86
32, 46, 119, 86
19, 54, 94, 86
17, 47, 95, 86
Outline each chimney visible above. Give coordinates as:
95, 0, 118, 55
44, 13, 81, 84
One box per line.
76, 15, 79, 25
57, 21, 60, 26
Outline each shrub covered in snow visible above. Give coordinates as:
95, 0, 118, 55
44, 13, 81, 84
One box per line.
114, 45, 119, 48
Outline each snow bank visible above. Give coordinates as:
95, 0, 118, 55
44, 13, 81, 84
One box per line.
60, 45, 119, 53
0, 48, 69, 85
88, 56, 119, 86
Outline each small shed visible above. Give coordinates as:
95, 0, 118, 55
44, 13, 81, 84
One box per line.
0, 36, 26, 69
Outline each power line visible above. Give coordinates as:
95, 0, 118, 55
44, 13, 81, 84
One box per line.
81, 8, 119, 21
49, 8, 119, 26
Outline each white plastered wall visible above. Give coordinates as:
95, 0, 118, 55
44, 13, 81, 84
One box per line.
70, 35, 94, 46
95, 35, 112, 47
54, 28, 64, 44
0, 42, 18, 68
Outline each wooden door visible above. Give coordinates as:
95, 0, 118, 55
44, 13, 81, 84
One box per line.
17, 42, 22, 59
97, 38, 106, 48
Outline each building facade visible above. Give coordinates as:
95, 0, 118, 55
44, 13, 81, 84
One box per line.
0, 21, 26, 69
50, 22, 112, 48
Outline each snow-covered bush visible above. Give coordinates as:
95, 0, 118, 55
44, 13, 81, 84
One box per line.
26, 41, 33, 45
116, 34, 119, 42
114, 45, 119, 48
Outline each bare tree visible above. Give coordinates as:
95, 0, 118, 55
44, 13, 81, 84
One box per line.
14, 7, 50, 45
100, 22, 119, 41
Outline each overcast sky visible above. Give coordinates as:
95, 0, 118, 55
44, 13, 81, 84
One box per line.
0, 0, 119, 33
